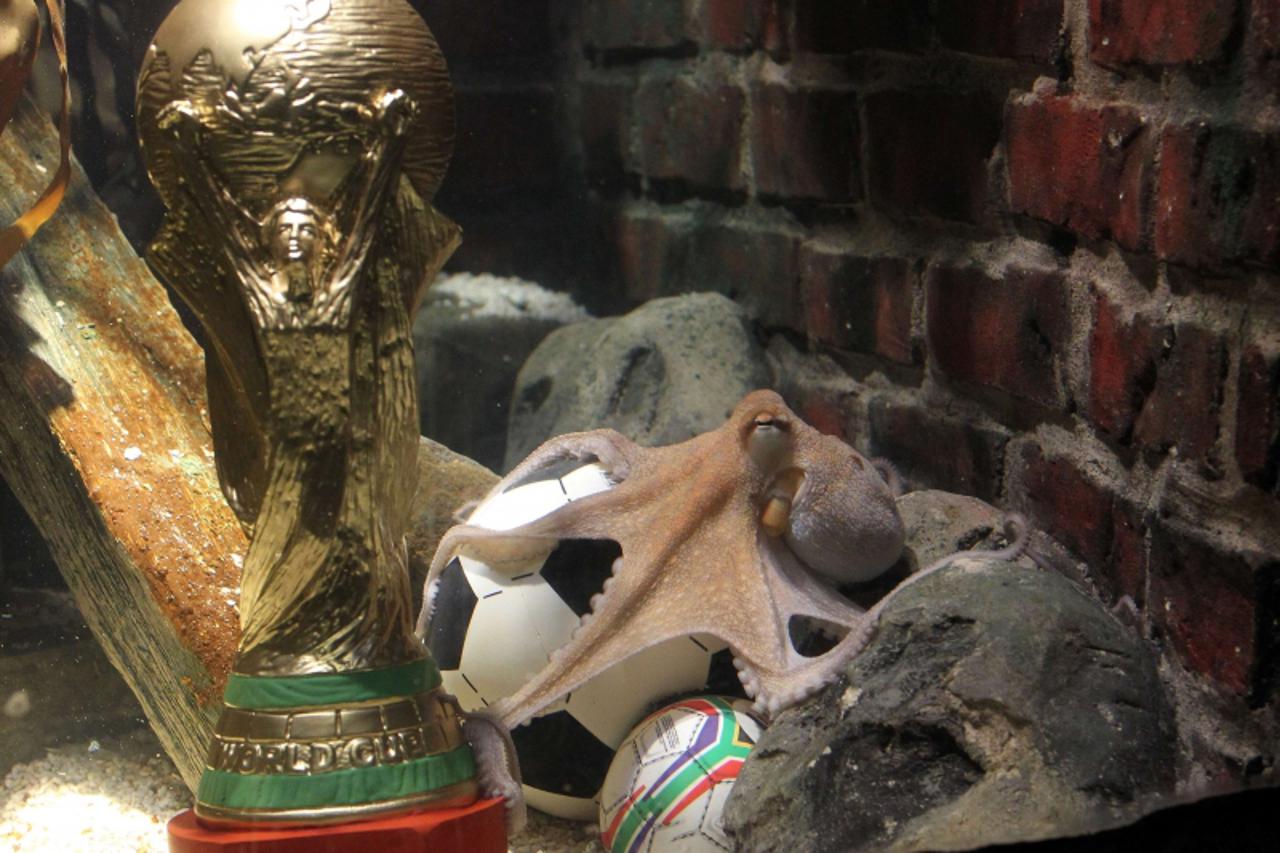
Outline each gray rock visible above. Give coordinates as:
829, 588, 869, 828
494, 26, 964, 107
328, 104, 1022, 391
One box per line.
837, 490, 1022, 611
414, 273, 589, 471
724, 555, 1177, 851
504, 293, 772, 469
898, 489, 1015, 570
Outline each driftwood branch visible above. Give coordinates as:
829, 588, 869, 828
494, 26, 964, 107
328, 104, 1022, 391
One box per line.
0, 96, 243, 789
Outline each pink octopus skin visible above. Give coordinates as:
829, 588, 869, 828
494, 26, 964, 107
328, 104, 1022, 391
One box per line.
418, 390, 908, 725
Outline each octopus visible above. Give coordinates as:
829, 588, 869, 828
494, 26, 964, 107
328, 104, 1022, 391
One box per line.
418, 389, 1027, 822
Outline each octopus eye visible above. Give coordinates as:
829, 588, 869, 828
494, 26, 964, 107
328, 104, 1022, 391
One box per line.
748, 414, 792, 468
753, 413, 792, 432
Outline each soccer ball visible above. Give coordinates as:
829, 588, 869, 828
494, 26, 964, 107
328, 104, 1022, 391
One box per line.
423, 462, 741, 820
598, 695, 765, 853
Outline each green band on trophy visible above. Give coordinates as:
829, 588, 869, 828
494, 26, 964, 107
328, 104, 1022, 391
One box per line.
223, 659, 442, 710
197, 744, 476, 811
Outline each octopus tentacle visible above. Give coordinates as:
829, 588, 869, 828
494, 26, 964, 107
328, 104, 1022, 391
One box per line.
417, 466, 663, 633
417, 523, 556, 635
483, 429, 638, 502
733, 654, 760, 701
459, 704, 527, 834
483, 528, 703, 729
487, 522, 772, 731
871, 458, 904, 497
754, 514, 1032, 714
759, 533, 867, 631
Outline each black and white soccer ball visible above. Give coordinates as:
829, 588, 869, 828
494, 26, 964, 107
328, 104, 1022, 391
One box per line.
423, 462, 740, 820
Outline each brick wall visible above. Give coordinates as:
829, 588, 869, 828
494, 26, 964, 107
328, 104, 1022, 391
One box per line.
436, 1, 1280, 779
418, 0, 618, 306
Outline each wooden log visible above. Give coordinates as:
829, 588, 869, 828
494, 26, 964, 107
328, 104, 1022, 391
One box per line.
0, 96, 244, 789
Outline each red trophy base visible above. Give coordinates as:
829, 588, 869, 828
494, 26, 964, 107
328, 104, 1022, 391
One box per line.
167, 798, 507, 853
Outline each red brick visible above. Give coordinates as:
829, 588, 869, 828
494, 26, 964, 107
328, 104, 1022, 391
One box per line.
1132, 323, 1228, 465
935, 0, 1065, 65
615, 207, 800, 329
1006, 94, 1152, 251
1018, 444, 1116, 569
926, 264, 1072, 408
686, 220, 801, 329
635, 72, 745, 193
445, 87, 558, 196
1089, 293, 1163, 439
1253, 0, 1280, 53
868, 399, 1009, 503
1155, 122, 1280, 270
865, 90, 1003, 224
1088, 0, 1237, 67
795, 394, 852, 441
760, 1, 789, 54
1110, 502, 1149, 606
580, 77, 634, 191
795, 1, 931, 53
1014, 442, 1147, 606
613, 206, 691, 303
1088, 296, 1227, 464
421, 0, 551, 62
1237, 346, 1280, 491
792, 0, 852, 53
693, 0, 769, 50
799, 247, 915, 364
1150, 521, 1267, 696
584, 0, 690, 52
749, 85, 860, 202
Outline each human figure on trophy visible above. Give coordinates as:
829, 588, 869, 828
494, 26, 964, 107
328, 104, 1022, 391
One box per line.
156, 86, 414, 332
151, 83, 426, 673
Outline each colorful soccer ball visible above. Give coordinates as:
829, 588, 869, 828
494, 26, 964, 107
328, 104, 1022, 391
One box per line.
423, 463, 740, 820
598, 695, 765, 853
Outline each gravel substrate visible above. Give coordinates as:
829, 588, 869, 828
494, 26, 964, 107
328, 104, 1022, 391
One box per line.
0, 734, 187, 852
0, 730, 603, 852
512, 809, 602, 853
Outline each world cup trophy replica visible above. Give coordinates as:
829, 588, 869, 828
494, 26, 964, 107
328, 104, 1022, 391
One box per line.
135, 0, 508, 847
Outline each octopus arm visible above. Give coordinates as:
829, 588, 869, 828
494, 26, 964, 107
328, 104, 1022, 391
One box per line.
478, 429, 638, 503
751, 514, 1032, 715
486, 546, 733, 731
417, 431, 646, 634
459, 705, 527, 834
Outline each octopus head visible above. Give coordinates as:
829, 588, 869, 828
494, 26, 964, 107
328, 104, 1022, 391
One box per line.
736, 390, 905, 586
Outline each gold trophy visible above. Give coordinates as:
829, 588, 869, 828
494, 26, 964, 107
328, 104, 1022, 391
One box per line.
135, 0, 508, 840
